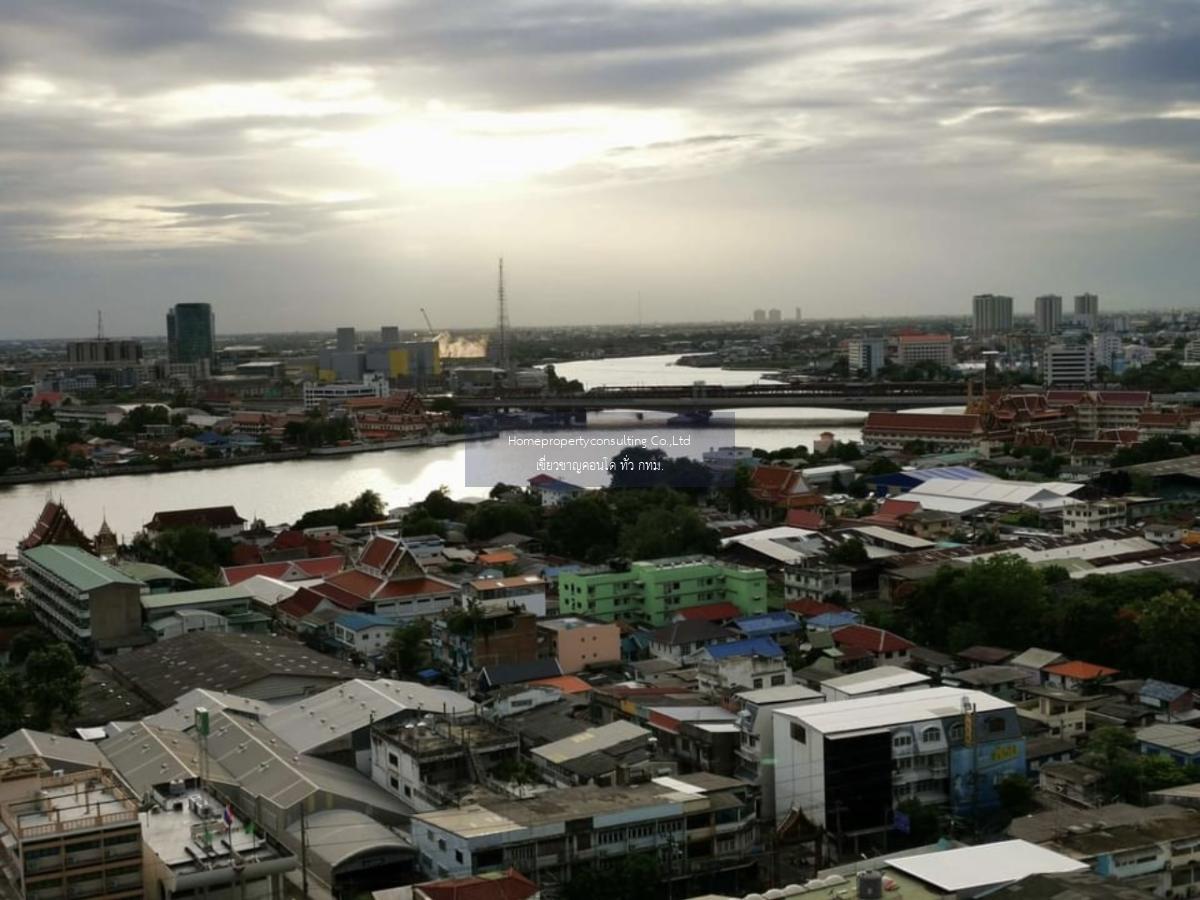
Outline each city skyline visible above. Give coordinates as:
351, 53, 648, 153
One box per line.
2, 0, 1200, 337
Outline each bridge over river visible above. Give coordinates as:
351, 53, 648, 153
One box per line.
454, 381, 972, 413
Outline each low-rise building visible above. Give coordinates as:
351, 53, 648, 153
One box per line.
783, 562, 853, 601
0, 765, 144, 900
19, 544, 146, 657
1063, 500, 1128, 536
411, 774, 759, 886
370, 717, 519, 812
144, 506, 246, 540
1013, 803, 1200, 897
821, 665, 931, 702
1138, 724, 1200, 768
333, 612, 397, 659
731, 684, 823, 819
529, 720, 658, 788
464, 575, 547, 617
558, 556, 768, 627
431, 607, 538, 678
696, 638, 790, 694
536, 618, 621, 674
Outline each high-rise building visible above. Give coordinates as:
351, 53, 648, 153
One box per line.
795, 307, 802, 321
848, 337, 888, 376
166, 302, 215, 365
66, 338, 143, 365
1044, 343, 1096, 385
1034, 295, 1063, 335
768, 308, 782, 323
380, 325, 400, 344
752, 309, 766, 323
972, 294, 1013, 336
336, 326, 357, 353
1074, 292, 1099, 327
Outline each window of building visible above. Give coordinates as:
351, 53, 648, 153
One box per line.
388, 752, 399, 767
921, 727, 941, 742
438, 839, 447, 852
791, 723, 806, 744
949, 723, 964, 741
771, 674, 786, 686
893, 734, 913, 748
455, 850, 464, 863
389, 776, 399, 790
987, 717, 1006, 734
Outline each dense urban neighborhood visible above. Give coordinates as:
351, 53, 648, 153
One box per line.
4, 302, 1200, 900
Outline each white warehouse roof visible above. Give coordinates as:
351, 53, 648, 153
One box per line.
907, 478, 1084, 509
777, 687, 1013, 737
887, 839, 1087, 892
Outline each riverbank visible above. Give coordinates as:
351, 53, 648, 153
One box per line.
0, 431, 498, 487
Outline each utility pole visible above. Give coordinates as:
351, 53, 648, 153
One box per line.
299, 800, 309, 899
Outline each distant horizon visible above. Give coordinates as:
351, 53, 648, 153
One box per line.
2, 304, 1194, 345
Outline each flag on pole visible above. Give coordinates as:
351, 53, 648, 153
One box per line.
243, 820, 255, 836
223, 804, 234, 827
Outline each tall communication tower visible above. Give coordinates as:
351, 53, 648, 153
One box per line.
496, 257, 511, 372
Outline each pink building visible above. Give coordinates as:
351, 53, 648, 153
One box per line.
537, 618, 621, 674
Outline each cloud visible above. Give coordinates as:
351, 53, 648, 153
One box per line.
1, 0, 1198, 335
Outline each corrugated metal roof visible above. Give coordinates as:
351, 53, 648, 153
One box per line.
22, 545, 142, 591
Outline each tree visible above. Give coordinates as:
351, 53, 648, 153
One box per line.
8, 628, 52, 666
997, 775, 1036, 819
828, 537, 868, 566
465, 500, 538, 541
419, 488, 462, 521
23, 436, 55, 467
1137, 589, 1200, 686
147, 526, 232, 587
0, 671, 26, 734
618, 505, 719, 561
387, 622, 429, 676
24, 643, 82, 728
560, 854, 660, 900
546, 493, 618, 562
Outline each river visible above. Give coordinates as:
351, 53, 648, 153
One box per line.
0, 355, 867, 551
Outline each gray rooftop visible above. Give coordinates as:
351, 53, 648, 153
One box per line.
0, 729, 107, 770
262, 680, 476, 753
21, 545, 142, 591
143, 688, 276, 732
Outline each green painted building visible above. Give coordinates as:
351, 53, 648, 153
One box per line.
558, 556, 768, 627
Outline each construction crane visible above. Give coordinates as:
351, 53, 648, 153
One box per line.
419, 307, 436, 337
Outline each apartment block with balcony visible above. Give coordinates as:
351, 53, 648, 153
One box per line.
558, 557, 767, 627
0, 766, 144, 900
412, 774, 759, 890
18, 545, 146, 658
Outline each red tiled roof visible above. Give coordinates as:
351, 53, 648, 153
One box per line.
750, 465, 796, 493
676, 602, 741, 622
325, 569, 386, 599
147, 506, 245, 531
897, 333, 951, 343
18, 501, 94, 553
785, 598, 845, 618
1045, 660, 1119, 681
786, 509, 825, 529
1097, 391, 1151, 406
372, 577, 457, 599
477, 551, 517, 565
222, 556, 344, 585
276, 587, 329, 620
419, 869, 538, 900
833, 624, 914, 654
307, 581, 364, 610
229, 543, 264, 566
359, 535, 402, 571
527, 675, 592, 695
864, 413, 982, 435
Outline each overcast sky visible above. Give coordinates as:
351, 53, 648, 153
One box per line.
2, 0, 1199, 338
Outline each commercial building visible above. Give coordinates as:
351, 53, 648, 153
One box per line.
1074, 292, 1100, 327
66, 338, 144, 365
973, 294, 1014, 336
1035, 295, 1063, 335
773, 687, 1026, 839
464, 575, 547, 617
411, 773, 759, 887
19, 545, 145, 657
1044, 344, 1097, 385
558, 556, 768, 627
896, 333, 954, 367
166, 302, 215, 365
0, 765, 144, 900
1062, 500, 1127, 535
302, 375, 389, 410
847, 338, 887, 376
